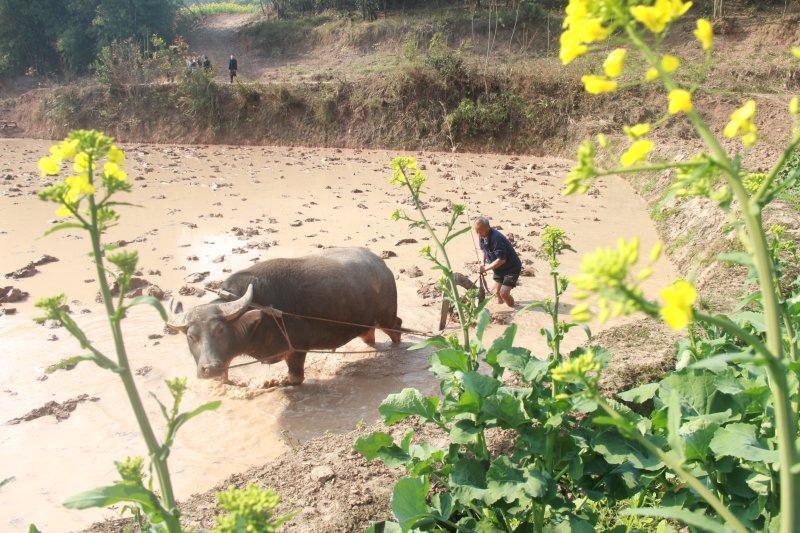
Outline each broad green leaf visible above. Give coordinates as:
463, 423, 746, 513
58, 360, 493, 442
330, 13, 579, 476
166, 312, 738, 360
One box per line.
429, 493, 453, 521
485, 324, 517, 366
63, 483, 166, 516
365, 521, 403, 533
709, 423, 779, 463
543, 513, 595, 532
621, 507, 726, 533
399, 429, 414, 453
689, 352, 759, 371
659, 370, 734, 416
463, 371, 500, 398
390, 477, 431, 532
450, 419, 482, 445
746, 472, 771, 496
680, 414, 725, 462
522, 359, 549, 383
485, 456, 547, 505
355, 432, 394, 460
730, 311, 767, 333
495, 347, 531, 372
475, 309, 489, 341
617, 382, 659, 403
126, 296, 167, 321
29, 526, 42, 533
449, 458, 488, 504
410, 337, 448, 351
481, 393, 528, 428
379, 389, 438, 425
429, 348, 471, 374
591, 430, 664, 471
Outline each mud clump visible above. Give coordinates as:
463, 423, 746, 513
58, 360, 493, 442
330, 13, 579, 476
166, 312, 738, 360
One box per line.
0, 285, 28, 303
6, 394, 99, 425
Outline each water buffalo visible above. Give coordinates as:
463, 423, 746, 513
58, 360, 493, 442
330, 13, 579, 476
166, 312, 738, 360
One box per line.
167, 247, 402, 385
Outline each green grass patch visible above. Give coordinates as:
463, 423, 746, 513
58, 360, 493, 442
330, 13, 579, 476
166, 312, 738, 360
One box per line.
182, 2, 259, 15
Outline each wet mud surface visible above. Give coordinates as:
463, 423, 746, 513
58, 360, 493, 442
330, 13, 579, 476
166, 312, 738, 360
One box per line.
0, 139, 675, 532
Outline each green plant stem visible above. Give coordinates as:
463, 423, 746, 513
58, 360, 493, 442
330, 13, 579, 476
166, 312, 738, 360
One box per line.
404, 179, 471, 348
626, 26, 800, 533
594, 395, 747, 533
595, 160, 704, 178
755, 132, 800, 205
87, 194, 180, 531
628, 26, 800, 532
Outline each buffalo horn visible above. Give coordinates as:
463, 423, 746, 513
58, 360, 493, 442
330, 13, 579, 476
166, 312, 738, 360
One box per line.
219, 283, 254, 321
166, 297, 189, 330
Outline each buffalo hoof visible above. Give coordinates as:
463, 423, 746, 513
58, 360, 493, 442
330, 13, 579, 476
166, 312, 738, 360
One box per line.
261, 376, 304, 389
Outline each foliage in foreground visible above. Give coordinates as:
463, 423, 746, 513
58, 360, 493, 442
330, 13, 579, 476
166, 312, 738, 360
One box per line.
357, 1, 800, 532
35, 130, 289, 531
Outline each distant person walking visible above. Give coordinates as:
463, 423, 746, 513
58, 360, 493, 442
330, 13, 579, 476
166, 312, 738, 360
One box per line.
228, 54, 238, 83
203, 55, 211, 71
474, 216, 522, 307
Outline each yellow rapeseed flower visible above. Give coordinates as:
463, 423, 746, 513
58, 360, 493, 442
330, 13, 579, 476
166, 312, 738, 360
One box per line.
65, 174, 94, 198
104, 162, 128, 181
694, 19, 713, 50
668, 89, 693, 114
581, 75, 618, 94
723, 100, 757, 147
73, 152, 96, 173
603, 48, 627, 79
559, 0, 610, 65
38, 156, 60, 176
661, 54, 680, 73
631, 0, 692, 33
659, 280, 696, 330
551, 350, 601, 383
790, 96, 799, 115
649, 241, 664, 262
620, 139, 654, 167
645, 68, 659, 81
108, 145, 125, 165
623, 123, 652, 140
792, 47, 800, 59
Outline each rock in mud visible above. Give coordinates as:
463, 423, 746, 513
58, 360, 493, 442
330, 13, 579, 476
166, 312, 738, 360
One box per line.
185, 271, 210, 283
406, 266, 423, 278
6, 394, 99, 425
5, 263, 38, 279
32, 255, 59, 266
0, 307, 17, 316
179, 286, 206, 297
395, 238, 418, 245
0, 286, 28, 303
380, 250, 397, 259
309, 465, 335, 484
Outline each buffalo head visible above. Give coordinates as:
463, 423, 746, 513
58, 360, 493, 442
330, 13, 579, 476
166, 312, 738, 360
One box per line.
167, 284, 263, 379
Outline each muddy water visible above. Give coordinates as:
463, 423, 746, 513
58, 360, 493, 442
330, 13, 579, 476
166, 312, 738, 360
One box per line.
0, 140, 675, 532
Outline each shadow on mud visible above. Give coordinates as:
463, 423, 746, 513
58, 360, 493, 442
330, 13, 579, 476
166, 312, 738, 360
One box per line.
270, 339, 438, 443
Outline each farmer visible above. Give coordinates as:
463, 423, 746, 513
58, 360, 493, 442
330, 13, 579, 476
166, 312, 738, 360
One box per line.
228, 54, 238, 83
473, 215, 522, 307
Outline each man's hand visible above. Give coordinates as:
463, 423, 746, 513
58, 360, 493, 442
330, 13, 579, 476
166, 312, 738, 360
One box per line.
479, 265, 488, 275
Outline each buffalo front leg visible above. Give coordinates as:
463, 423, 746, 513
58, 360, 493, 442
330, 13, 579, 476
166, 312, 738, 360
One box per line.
360, 328, 376, 346
285, 351, 306, 385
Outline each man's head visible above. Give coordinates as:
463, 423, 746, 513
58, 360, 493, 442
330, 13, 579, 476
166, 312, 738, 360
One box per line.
473, 216, 490, 238
230, 54, 235, 59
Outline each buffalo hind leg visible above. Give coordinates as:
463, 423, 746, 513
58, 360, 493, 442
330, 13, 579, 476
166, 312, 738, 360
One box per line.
381, 317, 403, 344
360, 328, 376, 346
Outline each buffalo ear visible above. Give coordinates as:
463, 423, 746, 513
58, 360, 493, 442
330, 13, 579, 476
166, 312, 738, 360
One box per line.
233, 309, 263, 338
